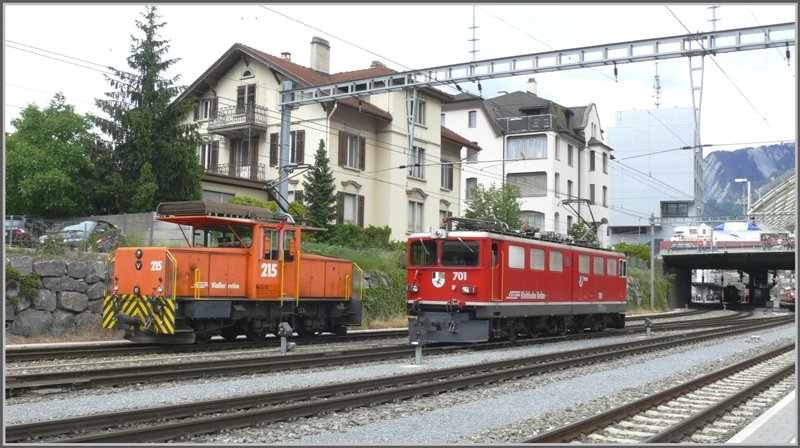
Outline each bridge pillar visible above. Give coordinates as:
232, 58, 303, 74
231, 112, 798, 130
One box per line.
668, 266, 691, 309
747, 270, 774, 307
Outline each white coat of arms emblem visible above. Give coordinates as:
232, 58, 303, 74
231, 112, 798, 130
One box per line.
432, 271, 445, 288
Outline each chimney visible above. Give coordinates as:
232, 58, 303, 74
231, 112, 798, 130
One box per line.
309, 36, 330, 73
527, 77, 537, 95
370, 60, 386, 68
281, 52, 291, 61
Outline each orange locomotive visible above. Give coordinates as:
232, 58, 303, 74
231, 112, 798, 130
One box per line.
407, 217, 627, 344
103, 200, 362, 343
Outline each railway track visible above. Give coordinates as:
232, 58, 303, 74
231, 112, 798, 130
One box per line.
4, 311, 774, 394
5, 311, 768, 394
5, 316, 793, 443
520, 344, 795, 443
4, 329, 409, 362
2, 309, 741, 365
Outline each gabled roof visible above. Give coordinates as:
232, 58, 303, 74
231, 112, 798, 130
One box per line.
442, 126, 482, 152
176, 42, 452, 122
446, 90, 590, 141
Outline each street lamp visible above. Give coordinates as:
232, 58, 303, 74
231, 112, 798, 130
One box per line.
734, 178, 750, 217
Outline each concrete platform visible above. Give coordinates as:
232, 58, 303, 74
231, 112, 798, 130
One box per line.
727, 389, 796, 444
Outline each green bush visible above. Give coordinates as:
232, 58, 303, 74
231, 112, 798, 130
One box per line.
5, 265, 40, 311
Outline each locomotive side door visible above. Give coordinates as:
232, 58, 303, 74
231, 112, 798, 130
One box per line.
491, 241, 502, 301
255, 228, 282, 300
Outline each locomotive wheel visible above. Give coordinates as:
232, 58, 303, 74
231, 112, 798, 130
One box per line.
194, 334, 212, 344
296, 326, 316, 338
245, 328, 267, 342
221, 326, 240, 342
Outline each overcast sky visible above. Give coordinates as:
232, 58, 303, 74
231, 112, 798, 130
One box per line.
4, 3, 797, 156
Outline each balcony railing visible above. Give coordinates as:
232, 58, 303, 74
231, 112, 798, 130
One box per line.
498, 114, 556, 134
207, 104, 269, 131
206, 163, 266, 182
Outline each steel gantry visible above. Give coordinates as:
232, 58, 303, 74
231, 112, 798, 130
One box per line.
272, 22, 795, 208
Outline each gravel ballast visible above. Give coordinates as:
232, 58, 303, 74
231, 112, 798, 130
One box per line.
4, 311, 796, 445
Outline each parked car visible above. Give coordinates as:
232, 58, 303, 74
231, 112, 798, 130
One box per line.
39, 219, 123, 252
4, 215, 52, 247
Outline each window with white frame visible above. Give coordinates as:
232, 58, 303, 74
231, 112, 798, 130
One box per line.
440, 160, 453, 190
554, 212, 560, 233
344, 134, 361, 169
339, 192, 361, 225
440, 113, 445, 126
466, 177, 478, 200
507, 135, 547, 159
468, 110, 477, 128
567, 180, 573, 199
590, 184, 596, 204
200, 99, 213, 120
554, 172, 560, 197
415, 100, 426, 125
590, 150, 596, 171
408, 146, 425, 178
603, 186, 608, 207
520, 211, 545, 230
554, 136, 560, 160
507, 172, 547, 197
602, 152, 608, 173
568, 144, 574, 166
198, 142, 209, 169
408, 201, 424, 233
567, 215, 574, 231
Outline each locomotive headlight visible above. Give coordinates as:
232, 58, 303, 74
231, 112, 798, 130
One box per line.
114, 284, 120, 292
461, 285, 477, 294
407, 284, 419, 293
157, 285, 164, 293
133, 286, 141, 296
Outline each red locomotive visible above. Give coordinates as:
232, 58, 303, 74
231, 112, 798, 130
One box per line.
102, 200, 362, 343
407, 217, 627, 344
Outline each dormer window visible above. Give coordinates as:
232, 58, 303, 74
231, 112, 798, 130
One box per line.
241, 69, 254, 79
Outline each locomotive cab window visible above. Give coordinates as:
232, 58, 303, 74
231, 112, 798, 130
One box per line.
607, 257, 617, 276
441, 240, 479, 266
409, 239, 437, 266
618, 259, 628, 277
194, 224, 253, 248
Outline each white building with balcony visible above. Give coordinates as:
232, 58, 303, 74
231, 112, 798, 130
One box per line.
176, 37, 480, 241
441, 78, 613, 246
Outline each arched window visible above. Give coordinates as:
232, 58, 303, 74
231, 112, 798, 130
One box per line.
241, 69, 253, 79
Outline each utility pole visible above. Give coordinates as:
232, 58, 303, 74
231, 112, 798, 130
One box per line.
650, 212, 656, 310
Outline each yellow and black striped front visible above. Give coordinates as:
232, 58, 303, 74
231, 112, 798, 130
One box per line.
102, 294, 176, 334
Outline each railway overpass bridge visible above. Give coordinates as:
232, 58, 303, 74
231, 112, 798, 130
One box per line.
660, 245, 796, 308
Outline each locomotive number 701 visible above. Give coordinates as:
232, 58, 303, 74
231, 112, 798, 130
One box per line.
452, 272, 468, 281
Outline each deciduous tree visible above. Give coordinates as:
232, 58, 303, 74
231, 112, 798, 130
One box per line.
463, 183, 523, 229
5, 94, 100, 217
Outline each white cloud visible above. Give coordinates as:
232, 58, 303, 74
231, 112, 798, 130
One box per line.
4, 3, 796, 154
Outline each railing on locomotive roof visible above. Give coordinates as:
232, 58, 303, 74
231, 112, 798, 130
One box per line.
155, 200, 278, 223
443, 216, 597, 248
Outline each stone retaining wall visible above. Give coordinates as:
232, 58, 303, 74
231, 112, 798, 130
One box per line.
5, 254, 108, 337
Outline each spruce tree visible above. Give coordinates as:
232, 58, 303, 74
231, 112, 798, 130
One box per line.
90, 5, 202, 213
302, 139, 337, 230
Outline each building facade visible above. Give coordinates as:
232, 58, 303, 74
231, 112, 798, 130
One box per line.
605, 107, 699, 246
441, 78, 613, 246
176, 37, 480, 241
